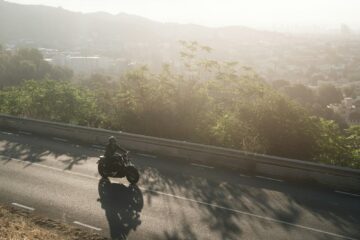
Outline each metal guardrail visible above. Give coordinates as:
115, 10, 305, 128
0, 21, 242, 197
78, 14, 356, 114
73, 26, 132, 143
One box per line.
0, 114, 359, 191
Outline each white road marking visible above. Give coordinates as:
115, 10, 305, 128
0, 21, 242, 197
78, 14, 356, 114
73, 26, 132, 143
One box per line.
335, 190, 360, 198
73, 221, 101, 231
19, 131, 32, 135
52, 137, 68, 142
137, 153, 157, 158
256, 175, 283, 182
92, 145, 105, 149
239, 173, 250, 177
1, 156, 99, 180
1, 131, 13, 135
191, 163, 214, 169
12, 202, 35, 211
141, 188, 357, 240
1, 154, 356, 240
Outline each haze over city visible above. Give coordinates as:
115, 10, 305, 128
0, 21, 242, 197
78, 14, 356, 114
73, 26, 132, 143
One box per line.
6, 0, 360, 31
0, 0, 360, 240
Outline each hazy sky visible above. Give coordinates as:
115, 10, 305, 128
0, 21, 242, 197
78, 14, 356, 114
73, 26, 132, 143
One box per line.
7, 0, 360, 29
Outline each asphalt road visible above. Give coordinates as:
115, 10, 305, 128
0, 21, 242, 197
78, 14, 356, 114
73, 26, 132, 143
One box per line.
0, 130, 359, 240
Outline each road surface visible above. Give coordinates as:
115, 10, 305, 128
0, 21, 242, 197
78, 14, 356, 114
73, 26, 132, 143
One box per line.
0, 130, 359, 240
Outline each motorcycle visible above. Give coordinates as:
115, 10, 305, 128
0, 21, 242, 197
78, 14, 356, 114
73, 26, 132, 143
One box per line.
97, 152, 140, 184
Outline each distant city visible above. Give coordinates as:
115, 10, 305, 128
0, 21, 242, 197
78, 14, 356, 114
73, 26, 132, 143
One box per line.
1, 0, 359, 126
38, 48, 134, 75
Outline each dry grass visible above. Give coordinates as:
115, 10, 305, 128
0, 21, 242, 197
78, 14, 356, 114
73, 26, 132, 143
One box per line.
0, 205, 107, 240
0, 206, 65, 240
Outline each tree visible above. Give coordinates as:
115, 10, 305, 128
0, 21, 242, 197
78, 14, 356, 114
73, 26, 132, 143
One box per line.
342, 86, 356, 98
349, 112, 360, 123
0, 48, 73, 88
114, 65, 209, 140
354, 100, 360, 108
345, 126, 360, 168
313, 119, 352, 167
271, 79, 290, 89
1, 42, 358, 169
0, 80, 99, 126
282, 84, 315, 106
317, 84, 343, 107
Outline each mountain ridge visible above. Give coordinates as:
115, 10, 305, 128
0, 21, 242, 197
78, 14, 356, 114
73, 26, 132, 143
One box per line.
0, 0, 284, 43
0, 0, 289, 64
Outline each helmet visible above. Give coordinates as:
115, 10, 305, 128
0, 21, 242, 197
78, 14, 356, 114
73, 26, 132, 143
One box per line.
108, 136, 117, 143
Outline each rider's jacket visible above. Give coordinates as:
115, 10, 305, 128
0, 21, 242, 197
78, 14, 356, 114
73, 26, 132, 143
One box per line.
104, 143, 127, 158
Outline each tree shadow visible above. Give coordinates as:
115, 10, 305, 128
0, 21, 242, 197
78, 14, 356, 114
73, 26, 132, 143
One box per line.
1, 132, 359, 239
97, 178, 143, 240
138, 158, 360, 240
0, 133, 97, 170
162, 222, 198, 240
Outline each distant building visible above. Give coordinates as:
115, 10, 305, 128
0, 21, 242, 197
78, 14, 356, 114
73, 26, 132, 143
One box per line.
328, 97, 360, 125
349, 111, 360, 124
66, 56, 101, 73
36, 48, 119, 74
51, 54, 115, 74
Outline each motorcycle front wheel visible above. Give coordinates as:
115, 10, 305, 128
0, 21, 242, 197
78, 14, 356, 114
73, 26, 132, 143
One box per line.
98, 161, 109, 178
126, 166, 140, 184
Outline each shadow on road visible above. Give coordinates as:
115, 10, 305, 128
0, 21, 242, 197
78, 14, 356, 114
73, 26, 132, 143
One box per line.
98, 178, 143, 240
138, 158, 360, 240
1, 131, 359, 239
0, 132, 97, 170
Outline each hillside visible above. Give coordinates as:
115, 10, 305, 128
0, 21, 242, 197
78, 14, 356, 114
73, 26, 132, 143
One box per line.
0, 0, 286, 58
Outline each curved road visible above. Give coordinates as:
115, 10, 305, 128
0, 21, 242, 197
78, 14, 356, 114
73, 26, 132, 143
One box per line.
0, 130, 359, 240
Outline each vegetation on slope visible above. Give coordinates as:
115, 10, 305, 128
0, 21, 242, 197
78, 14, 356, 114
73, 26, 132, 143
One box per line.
0, 43, 359, 168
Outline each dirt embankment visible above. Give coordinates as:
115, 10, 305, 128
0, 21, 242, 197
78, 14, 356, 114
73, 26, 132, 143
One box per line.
0, 204, 108, 240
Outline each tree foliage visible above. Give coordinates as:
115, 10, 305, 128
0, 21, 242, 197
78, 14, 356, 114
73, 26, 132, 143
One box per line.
0, 48, 73, 88
0, 80, 99, 126
317, 83, 343, 107
313, 120, 359, 168
0, 42, 359, 169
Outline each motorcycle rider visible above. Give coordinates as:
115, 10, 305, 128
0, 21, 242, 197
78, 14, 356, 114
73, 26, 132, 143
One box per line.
105, 136, 128, 163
